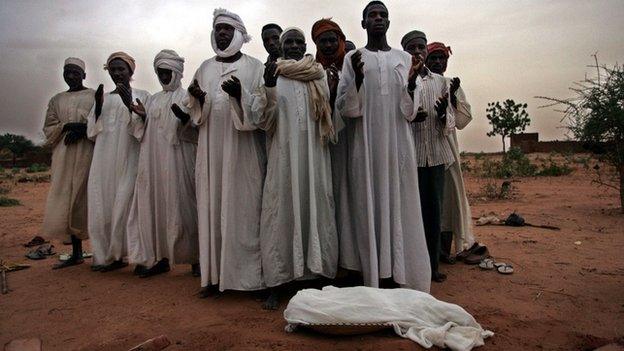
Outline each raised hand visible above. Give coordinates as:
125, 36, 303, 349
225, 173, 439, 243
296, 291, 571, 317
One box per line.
326, 64, 339, 94
221, 76, 242, 101
351, 50, 364, 91
117, 83, 133, 110
435, 93, 449, 125
408, 54, 424, 89
171, 103, 190, 125
130, 98, 146, 120
94, 84, 104, 120
264, 61, 278, 88
414, 107, 428, 123
450, 77, 460, 109
188, 79, 206, 106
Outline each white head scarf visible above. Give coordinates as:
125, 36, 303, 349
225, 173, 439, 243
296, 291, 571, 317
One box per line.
279, 27, 306, 45
211, 8, 251, 58
64, 57, 85, 72
153, 49, 185, 91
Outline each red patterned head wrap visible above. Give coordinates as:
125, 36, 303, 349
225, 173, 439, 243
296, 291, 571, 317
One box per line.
427, 42, 452, 58
311, 18, 346, 69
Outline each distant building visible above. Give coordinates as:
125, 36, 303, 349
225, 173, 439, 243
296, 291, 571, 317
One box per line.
510, 133, 584, 153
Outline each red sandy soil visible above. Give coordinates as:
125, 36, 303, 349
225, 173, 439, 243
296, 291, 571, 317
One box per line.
1, 155, 623, 351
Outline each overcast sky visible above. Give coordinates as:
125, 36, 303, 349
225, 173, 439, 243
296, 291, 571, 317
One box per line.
0, 0, 622, 152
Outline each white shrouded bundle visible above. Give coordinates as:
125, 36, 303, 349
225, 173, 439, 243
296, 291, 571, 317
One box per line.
284, 286, 493, 351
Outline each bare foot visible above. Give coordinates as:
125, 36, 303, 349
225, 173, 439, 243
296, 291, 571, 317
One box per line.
262, 290, 279, 310
432, 271, 447, 283
52, 257, 84, 270
198, 285, 219, 299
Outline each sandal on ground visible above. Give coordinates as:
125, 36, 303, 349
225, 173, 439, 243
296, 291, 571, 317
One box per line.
59, 252, 92, 261
496, 263, 514, 274
23, 236, 49, 247
479, 258, 496, 270
25, 244, 55, 260
139, 259, 170, 278
464, 245, 490, 265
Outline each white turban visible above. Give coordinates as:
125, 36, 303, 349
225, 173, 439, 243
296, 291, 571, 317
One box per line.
211, 8, 251, 58
64, 57, 85, 72
279, 27, 306, 45
154, 49, 185, 91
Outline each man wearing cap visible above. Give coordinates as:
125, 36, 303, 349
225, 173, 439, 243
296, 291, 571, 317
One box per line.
401, 30, 455, 283
334, 1, 431, 292
185, 9, 268, 297
256, 27, 338, 309
425, 42, 478, 261
42, 57, 94, 269
87, 51, 150, 272
126, 49, 199, 278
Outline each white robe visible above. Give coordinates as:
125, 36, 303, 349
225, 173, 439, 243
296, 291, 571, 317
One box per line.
255, 75, 338, 288
42, 89, 94, 241
336, 48, 431, 292
87, 89, 150, 266
126, 86, 199, 267
441, 84, 476, 252
187, 54, 267, 291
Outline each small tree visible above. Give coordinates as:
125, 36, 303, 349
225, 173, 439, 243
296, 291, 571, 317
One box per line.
486, 99, 531, 153
537, 57, 624, 213
0, 133, 35, 166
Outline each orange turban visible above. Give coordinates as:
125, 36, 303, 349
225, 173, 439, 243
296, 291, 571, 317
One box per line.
311, 18, 346, 70
427, 42, 452, 58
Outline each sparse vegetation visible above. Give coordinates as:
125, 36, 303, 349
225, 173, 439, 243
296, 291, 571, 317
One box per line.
26, 163, 49, 173
0, 196, 20, 207
486, 99, 531, 153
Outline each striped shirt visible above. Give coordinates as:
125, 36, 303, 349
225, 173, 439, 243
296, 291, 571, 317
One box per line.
412, 68, 455, 167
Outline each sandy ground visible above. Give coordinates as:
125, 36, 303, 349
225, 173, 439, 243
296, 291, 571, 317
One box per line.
1, 155, 623, 351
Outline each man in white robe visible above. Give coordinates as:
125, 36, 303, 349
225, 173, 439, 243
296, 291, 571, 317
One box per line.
42, 57, 94, 269
185, 9, 267, 297
426, 42, 478, 258
335, 1, 431, 292
256, 27, 338, 309
126, 49, 199, 278
87, 52, 150, 272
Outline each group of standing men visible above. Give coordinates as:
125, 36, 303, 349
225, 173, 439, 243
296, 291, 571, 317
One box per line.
41, 1, 477, 309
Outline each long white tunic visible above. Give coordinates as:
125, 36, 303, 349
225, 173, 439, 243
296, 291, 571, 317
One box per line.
126, 87, 199, 267
87, 89, 150, 266
336, 48, 431, 292
441, 84, 476, 252
42, 89, 94, 241
256, 76, 338, 288
187, 54, 267, 291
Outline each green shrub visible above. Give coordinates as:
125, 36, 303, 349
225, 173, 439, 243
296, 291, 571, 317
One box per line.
26, 163, 49, 173
537, 162, 573, 176
0, 196, 20, 207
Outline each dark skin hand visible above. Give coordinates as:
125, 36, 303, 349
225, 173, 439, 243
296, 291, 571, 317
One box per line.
171, 103, 190, 125
264, 61, 278, 88
435, 93, 449, 126
221, 76, 242, 103
188, 79, 206, 107
413, 107, 428, 123
94, 84, 104, 120
117, 83, 146, 120
327, 64, 340, 112
449, 77, 460, 109
351, 50, 365, 91
407, 53, 424, 100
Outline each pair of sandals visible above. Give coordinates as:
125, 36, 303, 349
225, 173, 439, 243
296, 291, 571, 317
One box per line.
456, 243, 490, 265
25, 244, 55, 260
479, 258, 514, 274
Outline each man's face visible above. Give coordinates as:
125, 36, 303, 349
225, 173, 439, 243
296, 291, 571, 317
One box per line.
361, 4, 389, 35
63, 64, 85, 89
404, 38, 428, 61
426, 51, 448, 75
215, 23, 235, 50
317, 31, 339, 57
262, 28, 282, 57
107, 59, 132, 85
157, 67, 172, 85
282, 31, 306, 60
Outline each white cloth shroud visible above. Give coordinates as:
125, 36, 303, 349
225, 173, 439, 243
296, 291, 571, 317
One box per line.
284, 286, 493, 351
